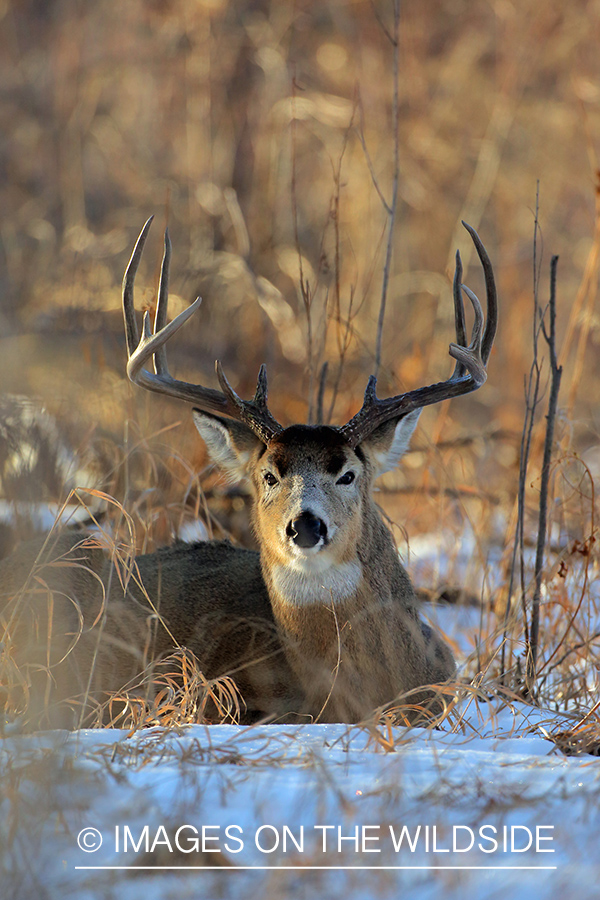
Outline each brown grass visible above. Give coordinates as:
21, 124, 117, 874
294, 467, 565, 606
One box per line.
0, 0, 599, 744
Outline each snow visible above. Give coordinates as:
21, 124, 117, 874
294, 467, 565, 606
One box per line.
2, 527, 599, 899
0, 499, 96, 532
3, 699, 600, 900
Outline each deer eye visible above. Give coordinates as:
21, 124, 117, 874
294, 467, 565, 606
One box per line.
336, 471, 355, 485
263, 472, 279, 487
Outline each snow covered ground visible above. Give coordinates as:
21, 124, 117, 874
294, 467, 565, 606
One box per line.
2, 698, 599, 900
2, 522, 598, 899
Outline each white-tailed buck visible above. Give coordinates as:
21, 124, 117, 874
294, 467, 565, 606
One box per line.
0, 219, 497, 729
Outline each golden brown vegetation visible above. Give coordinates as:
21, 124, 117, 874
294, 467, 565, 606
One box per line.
0, 0, 599, 737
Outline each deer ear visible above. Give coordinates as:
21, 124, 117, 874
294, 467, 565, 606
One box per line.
360, 409, 421, 477
192, 409, 265, 482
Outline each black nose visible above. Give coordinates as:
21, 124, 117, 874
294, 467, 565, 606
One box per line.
286, 511, 327, 549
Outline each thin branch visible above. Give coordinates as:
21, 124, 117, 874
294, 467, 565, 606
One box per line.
326, 285, 357, 424
355, 100, 392, 216
291, 74, 315, 423
527, 254, 563, 692
368, 0, 395, 45
501, 186, 543, 678
315, 361, 328, 426
374, 0, 401, 378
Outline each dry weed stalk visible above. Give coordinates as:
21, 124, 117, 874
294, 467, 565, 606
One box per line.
1, 3, 599, 747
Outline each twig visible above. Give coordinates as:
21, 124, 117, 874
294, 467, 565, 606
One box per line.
374, 0, 401, 378
537, 460, 596, 683
323, 113, 356, 423
315, 361, 328, 426
355, 103, 392, 215
500, 186, 543, 678
326, 285, 356, 425
290, 74, 315, 423
527, 255, 563, 692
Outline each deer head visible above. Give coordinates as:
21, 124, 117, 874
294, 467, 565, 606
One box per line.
122, 218, 497, 596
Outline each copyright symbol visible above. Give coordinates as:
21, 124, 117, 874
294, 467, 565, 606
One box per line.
77, 827, 103, 852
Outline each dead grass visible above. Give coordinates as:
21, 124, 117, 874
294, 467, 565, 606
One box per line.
0, 0, 599, 748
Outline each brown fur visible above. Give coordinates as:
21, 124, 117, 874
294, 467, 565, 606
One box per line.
255, 425, 454, 722
0, 417, 455, 730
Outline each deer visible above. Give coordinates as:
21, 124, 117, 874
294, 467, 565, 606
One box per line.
0, 218, 497, 730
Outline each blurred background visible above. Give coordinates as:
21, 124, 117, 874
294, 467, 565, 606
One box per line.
0, 0, 598, 587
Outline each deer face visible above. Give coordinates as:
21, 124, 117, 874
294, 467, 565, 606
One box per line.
253, 425, 365, 572
193, 410, 421, 580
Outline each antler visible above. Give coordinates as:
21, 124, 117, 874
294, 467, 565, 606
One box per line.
122, 217, 283, 444
340, 222, 498, 448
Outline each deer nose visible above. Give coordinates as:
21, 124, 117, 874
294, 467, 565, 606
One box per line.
286, 511, 328, 549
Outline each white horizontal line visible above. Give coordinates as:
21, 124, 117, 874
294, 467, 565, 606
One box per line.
75, 866, 558, 871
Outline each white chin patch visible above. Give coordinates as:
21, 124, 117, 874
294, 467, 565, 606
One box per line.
272, 560, 363, 606
289, 541, 327, 562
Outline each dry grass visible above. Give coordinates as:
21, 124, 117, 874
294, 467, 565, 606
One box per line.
0, 0, 599, 746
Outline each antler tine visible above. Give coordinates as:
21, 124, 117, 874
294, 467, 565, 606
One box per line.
126, 294, 204, 391
452, 248, 467, 379
448, 283, 486, 384
340, 222, 498, 448
216, 361, 282, 444
461, 220, 497, 364
123, 220, 283, 442
122, 215, 154, 357
153, 227, 171, 376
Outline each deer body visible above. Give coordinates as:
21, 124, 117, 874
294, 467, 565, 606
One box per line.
188, 416, 455, 723
0, 220, 497, 729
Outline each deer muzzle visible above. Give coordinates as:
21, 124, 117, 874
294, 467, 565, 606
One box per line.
286, 511, 328, 549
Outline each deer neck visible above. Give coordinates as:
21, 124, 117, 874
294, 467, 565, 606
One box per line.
260, 500, 412, 629
266, 557, 363, 610
259, 503, 418, 721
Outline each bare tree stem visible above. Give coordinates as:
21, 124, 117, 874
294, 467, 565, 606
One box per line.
374, 0, 400, 377
501, 185, 542, 679
527, 254, 562, 692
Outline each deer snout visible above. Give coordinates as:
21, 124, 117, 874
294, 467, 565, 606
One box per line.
286, 511, 328, 549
